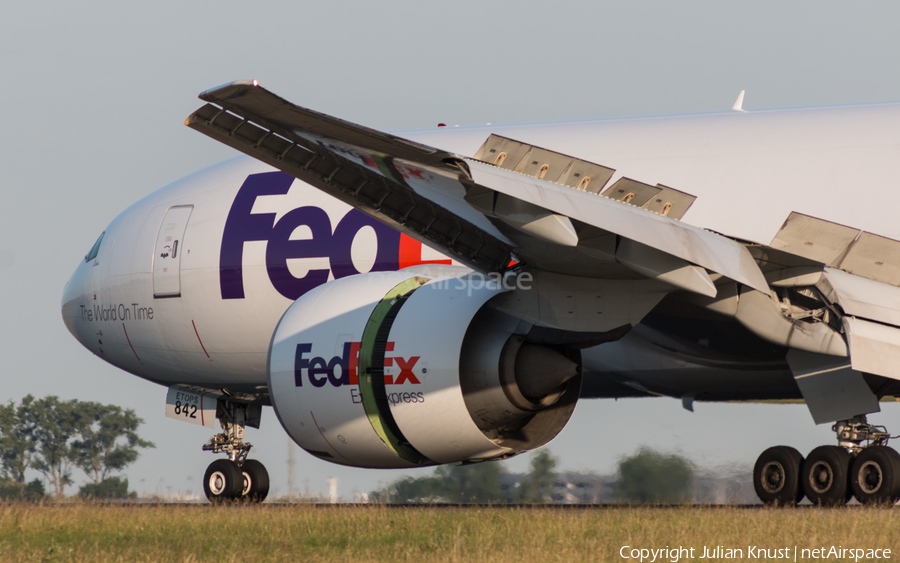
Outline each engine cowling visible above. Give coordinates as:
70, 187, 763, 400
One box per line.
268, 267, 581, 468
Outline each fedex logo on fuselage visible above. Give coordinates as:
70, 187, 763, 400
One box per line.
219, 172, 450, 300
294, 341, 421, 387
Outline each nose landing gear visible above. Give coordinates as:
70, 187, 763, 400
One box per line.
239, 459, 270, 502
204, 459, 243, 502
201, 400, 269, 504
753, 416, 900, 506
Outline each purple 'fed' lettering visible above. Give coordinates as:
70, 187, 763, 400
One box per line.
219, 172, 401, 300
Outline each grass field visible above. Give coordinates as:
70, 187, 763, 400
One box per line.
0, 503, 897, 562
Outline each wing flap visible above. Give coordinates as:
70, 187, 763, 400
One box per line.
473, 134, 616, 193
770, 212, 861, 265
771, 211, 900, 287
464, 160, 770, 293
818, 268, 900, 327
786, 350, 879, 424
811, 268, 900, 381
843, 317, 900, 381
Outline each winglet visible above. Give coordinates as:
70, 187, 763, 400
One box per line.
732, 90, 747, 113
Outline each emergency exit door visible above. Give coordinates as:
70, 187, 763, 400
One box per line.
153, 205, 193, 298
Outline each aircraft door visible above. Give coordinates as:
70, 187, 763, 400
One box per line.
153, 205, 193, 298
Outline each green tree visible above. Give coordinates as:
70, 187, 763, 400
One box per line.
78, 476, 136, 500
369, 475, 446, 503
0, 478, 45, 502
435, 461, 508, 504
614, 447, 694, 504
30, 396, 80, 498
517, 449, 558, 503
370, 460, 510, 504
71, 402, 154, 484
0, 396, 38, 494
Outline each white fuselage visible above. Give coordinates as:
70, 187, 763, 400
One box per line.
62, 102, 900, 396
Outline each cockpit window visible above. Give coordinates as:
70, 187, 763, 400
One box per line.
85, 231, 105, 262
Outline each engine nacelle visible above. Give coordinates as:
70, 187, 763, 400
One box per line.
268, 267, 581, 468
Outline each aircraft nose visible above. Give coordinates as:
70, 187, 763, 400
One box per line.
63, 230, 106, 344
61, 261, 91, 342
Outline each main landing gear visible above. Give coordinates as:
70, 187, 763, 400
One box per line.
202, 400, 269, 504
754, 416, 900, 506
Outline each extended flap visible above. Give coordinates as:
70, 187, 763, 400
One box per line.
818, 268, 900, 327
843, 317, 900, 381
465, 160, 770, 294
786, 350, 879, 424
770, 212, 860, 265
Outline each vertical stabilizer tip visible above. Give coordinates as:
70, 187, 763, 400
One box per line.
732, 90, 747, 112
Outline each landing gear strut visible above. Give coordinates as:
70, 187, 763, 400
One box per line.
753, 415, 900, 506
838, 417, 900, 505
202, 400, 269, 503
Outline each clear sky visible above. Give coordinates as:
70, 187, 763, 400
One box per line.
3, 1, 900, 499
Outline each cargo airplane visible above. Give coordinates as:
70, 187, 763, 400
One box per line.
62, 81, 900, 505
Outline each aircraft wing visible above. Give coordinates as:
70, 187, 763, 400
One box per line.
187, 81, 769, 296
187, 81, 515, 276
184, 81, 900, 425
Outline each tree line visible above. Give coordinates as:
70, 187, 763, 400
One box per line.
369, 449, 562, 504
370, 447, 695, 504
0, 396, 154, 500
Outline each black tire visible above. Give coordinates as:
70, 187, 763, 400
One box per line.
754, 446, 805, 506
240, 459, 270, 503
851, 446, 900, 505
802, 445, 852, 506
203, 459, 243, 503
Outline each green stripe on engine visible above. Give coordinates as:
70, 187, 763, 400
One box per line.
358, 277, 429, 464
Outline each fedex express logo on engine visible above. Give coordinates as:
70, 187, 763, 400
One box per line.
294, 342, 421, 387
219, 172, 450, 300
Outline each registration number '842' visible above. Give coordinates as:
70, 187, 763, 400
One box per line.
164, 386, 219, 428
173, 401, 198, 419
